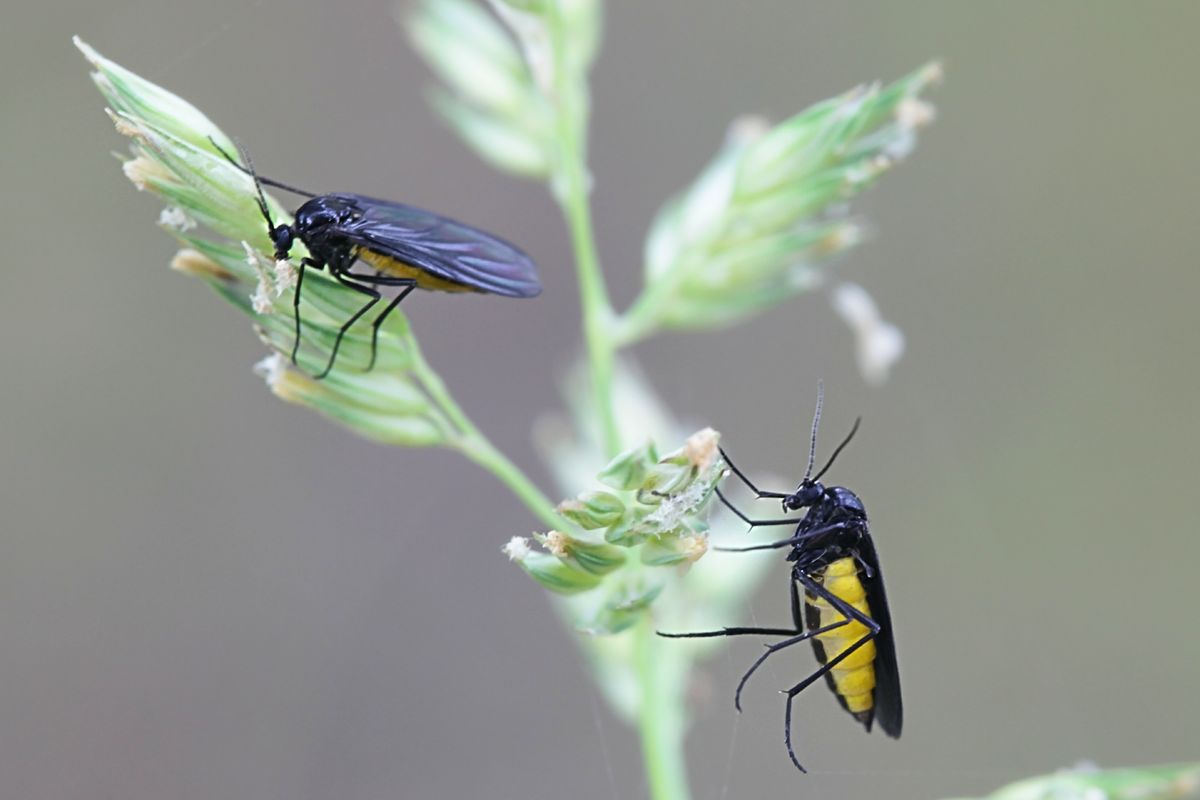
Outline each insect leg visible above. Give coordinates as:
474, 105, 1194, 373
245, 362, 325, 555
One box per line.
290, 258, 317, 366
714, 521, 854, 553
784, 689, 807, 773
315, 273, 383, 380
364, 278, 416, 372
736, 570, 847, 715
718, 447, 789, 498
716, 487, 798, 527
790, 568, 805, 630
781, 572, 882, 772
659, 626, 800, 639
659, 576, 851, 712
659, 576, 805, 641
338, 270, 420, 371
657, 623, 851, 712
734, 618, 850, 713
659, 576, 805, 642
793, 572, 883, 667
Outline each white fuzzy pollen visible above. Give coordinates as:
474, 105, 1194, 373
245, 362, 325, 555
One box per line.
542, 531, 569, 558
251, 284, 273, 315
273, 259, 297, 292
158, 206, 196, 231
645, 480, 709, 531
253, 353, 288, 389
244, 242, 277, 315
502, 536, 532, 562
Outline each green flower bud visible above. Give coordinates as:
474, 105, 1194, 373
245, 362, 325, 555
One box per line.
76, 36, 232, 154
636, 459, 695, 504
580, 582, 664, 636
620, 63, 941, 343
503, 536, 602, 594
627, 517, 684, 542
104, 110, 281, 248
408, 0, 529, 112
406, 0, 555, 180
640, 533, 708, 568
556, 490, 626, 529
637, 427, 724, 507
601, 512, 642, 547
255, 355, 448, 448
535, 530, 625, 575
597, 440, 658, 491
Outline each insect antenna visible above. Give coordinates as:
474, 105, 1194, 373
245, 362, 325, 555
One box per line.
208, 136, 319, 200
803, 382, 825, 480
812, 416, 861, 482
255, 175, 319, 199
214, 138, 276, 231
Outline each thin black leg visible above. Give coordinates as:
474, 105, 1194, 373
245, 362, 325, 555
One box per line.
659, 574, 807, 642
716, 487, 797, 527
714, 521, 852, 553
719, 447, 789, 498
723, 578, 817, 711
734, 619, 849, 712
316, 273, 382, 380
784, 686, 806, 773
343, 270, 419, 286
658, 626, 800, 639
785, 573, 881, 695
657, 608, 850, 711
339, 269, 420, 372
790, 572, 804, 631
366, 282, 416, 371
781, 571, 882, 772
290, 258, 317, 367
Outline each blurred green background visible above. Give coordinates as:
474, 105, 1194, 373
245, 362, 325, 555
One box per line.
2, 2, 1198, 798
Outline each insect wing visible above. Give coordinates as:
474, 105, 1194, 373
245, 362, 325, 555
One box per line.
802, 537, 903, 737
857, 534, 903, 737
338, 195, 542, 297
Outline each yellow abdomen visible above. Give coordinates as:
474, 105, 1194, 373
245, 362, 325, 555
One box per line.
356, 248, 480, 293
809, 557, 877, 714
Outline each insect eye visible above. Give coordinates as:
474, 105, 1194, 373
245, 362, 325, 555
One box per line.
270, 225, 293, 255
